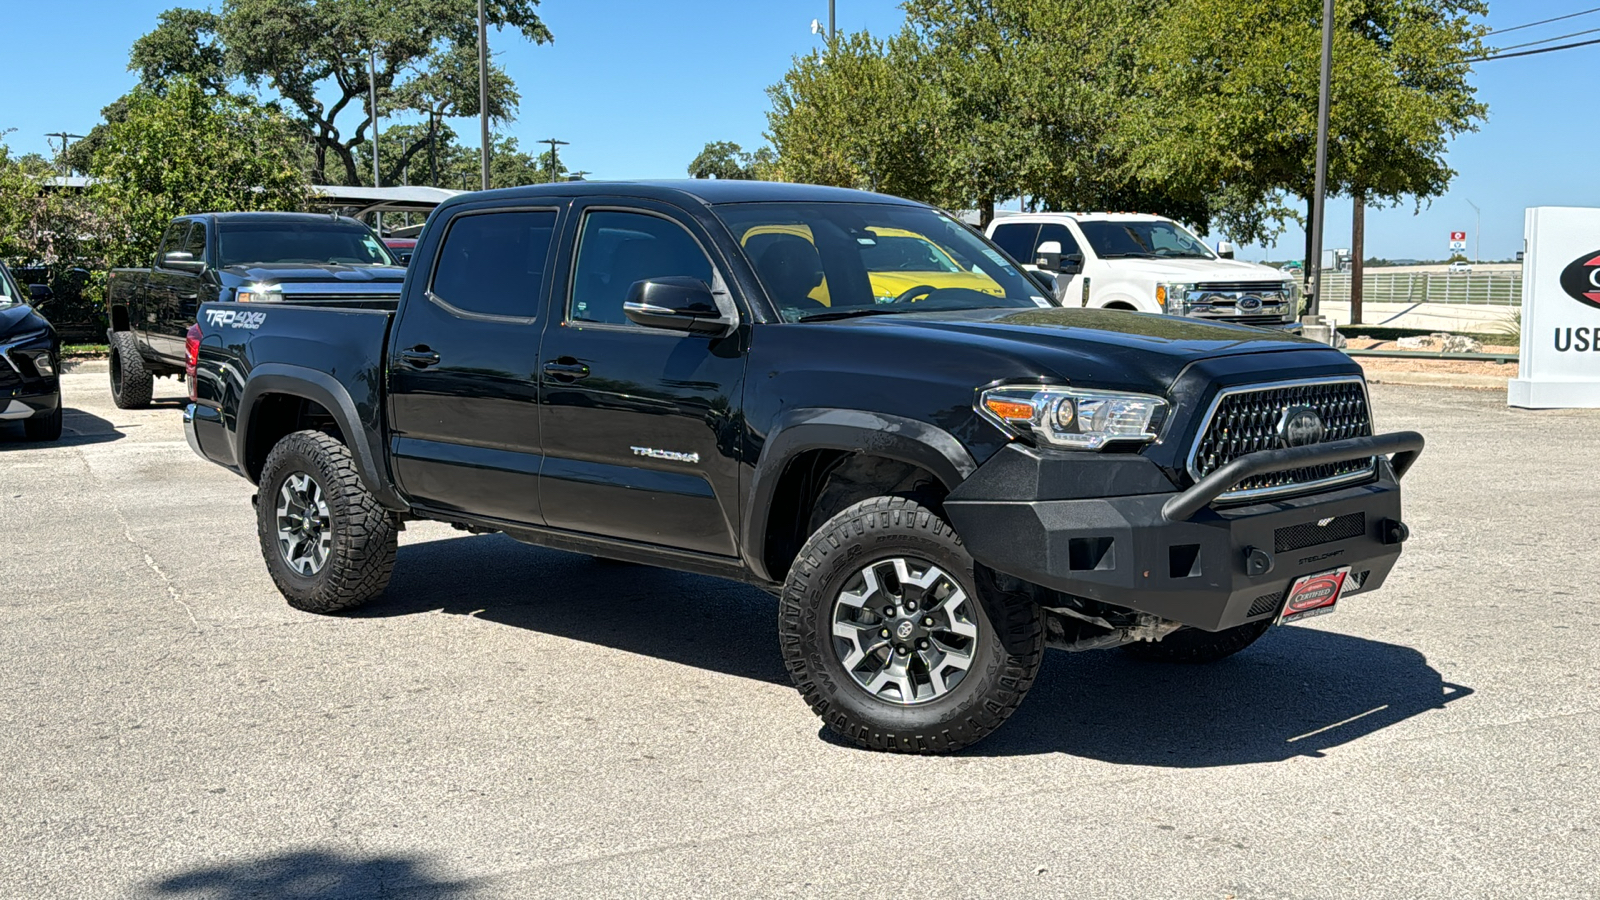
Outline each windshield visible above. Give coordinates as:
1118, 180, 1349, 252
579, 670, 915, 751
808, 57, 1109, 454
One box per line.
718, 203, 1050, 322
217, 221, 397, 268
1078, 220, 1216, 261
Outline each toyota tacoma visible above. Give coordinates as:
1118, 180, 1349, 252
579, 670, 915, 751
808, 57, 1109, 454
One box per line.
183, 181, 1423, 753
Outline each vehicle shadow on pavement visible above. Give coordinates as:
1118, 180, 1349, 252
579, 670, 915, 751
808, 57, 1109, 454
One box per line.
141, 849, 476, 899
0, 407, 124, 449
356, 533, 791, 685
973, 627, 1473, 764
362, 534, 1471, 763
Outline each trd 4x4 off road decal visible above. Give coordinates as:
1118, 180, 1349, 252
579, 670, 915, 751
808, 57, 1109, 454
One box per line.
1559, 251, 1600, 311
205, 309, 268, 330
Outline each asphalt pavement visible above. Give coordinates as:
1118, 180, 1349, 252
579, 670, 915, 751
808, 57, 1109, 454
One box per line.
1, 370, 1596, 899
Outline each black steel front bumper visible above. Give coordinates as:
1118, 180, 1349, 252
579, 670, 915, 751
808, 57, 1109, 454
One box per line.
944, 432, 1424, 632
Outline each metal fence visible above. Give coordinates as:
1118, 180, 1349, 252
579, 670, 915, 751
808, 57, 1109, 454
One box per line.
1317, 271, 1523, 306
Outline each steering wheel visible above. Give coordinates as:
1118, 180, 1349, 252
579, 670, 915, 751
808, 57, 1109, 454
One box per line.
891, 284, 939, 305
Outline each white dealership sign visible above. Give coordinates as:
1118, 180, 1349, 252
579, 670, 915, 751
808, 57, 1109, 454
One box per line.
1508, 207, 1600, 408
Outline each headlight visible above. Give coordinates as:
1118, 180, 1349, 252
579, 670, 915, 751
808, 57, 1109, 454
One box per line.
1156, 282, 1195, 315
978, 385, 1168, 450
236, 285, 283, 303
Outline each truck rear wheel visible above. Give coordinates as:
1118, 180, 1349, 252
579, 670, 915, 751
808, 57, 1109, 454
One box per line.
780, 496, 1045, 753
1120, 619, 1272, 664
256, 430, 396, 613
108, 331, 153, 409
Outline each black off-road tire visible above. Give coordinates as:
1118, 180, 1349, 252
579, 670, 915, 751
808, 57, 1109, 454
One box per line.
780, 496, 1046, 754
1120, 618, 1273, 664
257, 430, 397, 614
108, 331, 153, 409
24, 405, 63, 441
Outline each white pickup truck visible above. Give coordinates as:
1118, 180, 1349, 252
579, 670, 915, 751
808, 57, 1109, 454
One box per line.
987, 213, 1302, 331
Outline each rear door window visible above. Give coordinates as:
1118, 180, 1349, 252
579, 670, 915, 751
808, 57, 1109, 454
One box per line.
428, 210, 557, 320
989, 223, 1040, 264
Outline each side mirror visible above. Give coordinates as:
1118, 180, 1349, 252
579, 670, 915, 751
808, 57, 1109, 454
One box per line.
623, 277, 736, 336
27, 283, 53, 302
1216, 241, 1236, 260
1034, 240, 1063, 272
162, 250, 204, 272
1060, 252, 1085, 275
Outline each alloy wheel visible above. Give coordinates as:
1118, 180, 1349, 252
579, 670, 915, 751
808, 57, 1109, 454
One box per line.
831, 556, 979, 705
275, 472, 332, 576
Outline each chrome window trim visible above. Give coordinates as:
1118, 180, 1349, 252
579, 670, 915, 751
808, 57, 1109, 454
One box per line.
1185, 375, 1376, 503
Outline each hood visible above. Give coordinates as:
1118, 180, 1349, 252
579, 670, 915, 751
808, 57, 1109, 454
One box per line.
0, 302, 56, 344
819, 306, 1331, 393
1100, 256, 1290, 283
219, 263, 407, 287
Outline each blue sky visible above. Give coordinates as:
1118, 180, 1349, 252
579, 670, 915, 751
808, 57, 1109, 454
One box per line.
2, 1, 1592, 261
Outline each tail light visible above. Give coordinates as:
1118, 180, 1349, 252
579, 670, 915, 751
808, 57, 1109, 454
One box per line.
185, 324, 202, 402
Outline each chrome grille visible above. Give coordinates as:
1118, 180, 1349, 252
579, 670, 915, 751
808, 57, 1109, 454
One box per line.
1188, 378, 1375, 502
1194, 281, 1288, 293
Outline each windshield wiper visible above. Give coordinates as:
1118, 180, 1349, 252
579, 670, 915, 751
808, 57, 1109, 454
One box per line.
795, 306, 914, 323
1096, 252, 1158, 259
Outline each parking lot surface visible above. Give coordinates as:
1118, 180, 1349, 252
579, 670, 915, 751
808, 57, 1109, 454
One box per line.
2, 371, 1597, 899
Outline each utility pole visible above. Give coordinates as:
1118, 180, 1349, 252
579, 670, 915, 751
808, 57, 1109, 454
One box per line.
829, 0, 836, 41
478, 0, 491, 191
1350, 189, 1365, 326
1301, 0, 1336, 344
44, 132, 85, 177
1466, 198, 1481, 263
540, 138, 569, 183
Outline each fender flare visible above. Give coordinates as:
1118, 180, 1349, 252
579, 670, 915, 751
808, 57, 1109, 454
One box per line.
740, 408, 977, 582
237, 365, 407, 511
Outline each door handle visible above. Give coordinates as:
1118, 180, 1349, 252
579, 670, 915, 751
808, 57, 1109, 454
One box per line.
400, 347, 441, 369
542, 359, 590, 382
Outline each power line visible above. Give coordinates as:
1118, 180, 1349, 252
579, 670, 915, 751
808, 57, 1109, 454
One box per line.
1492, 24, 1600, 53
1470, 34, 1600, 62
1484, 6, 1600, 37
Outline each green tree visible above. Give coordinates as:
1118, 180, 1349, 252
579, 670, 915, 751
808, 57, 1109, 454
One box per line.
1, 145, 120, 326
126, 0, 550, 186
687, 141, 776, 180
1134, 0, 1487, 244
87, 79, 309, 268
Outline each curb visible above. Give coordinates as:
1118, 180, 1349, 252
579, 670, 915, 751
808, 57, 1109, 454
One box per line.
1359, 367, 1508, 390
63, 359, 109, 374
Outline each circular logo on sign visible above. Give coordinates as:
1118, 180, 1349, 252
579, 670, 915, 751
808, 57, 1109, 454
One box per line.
1559, 251, 1600, 311
1277, 406, 1325, 448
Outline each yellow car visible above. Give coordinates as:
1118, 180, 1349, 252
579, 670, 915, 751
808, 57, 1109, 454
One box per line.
740, 224, 1004, 308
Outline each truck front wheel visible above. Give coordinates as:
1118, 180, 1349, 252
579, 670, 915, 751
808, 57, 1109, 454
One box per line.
780, 496, 1045, 753
256, 430, 397, 613
108, 331, 153, 409
1120, 619, 1272, 664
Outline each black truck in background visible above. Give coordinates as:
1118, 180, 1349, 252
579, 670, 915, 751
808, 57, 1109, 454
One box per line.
184, 181, 1423, 753
106, 212, 404, 408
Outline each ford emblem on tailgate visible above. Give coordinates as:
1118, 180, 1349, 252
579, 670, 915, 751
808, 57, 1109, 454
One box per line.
1277, 406, 1325, 447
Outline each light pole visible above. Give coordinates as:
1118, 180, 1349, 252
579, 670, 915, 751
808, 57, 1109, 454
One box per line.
1301, 0, 1336, 344
540, 138, 569, 183
44, 132, 85, 177
369, 49, 380, 187
477, 0, 490, 191
829, 0, 835, 41
1466, 199, 1481, 263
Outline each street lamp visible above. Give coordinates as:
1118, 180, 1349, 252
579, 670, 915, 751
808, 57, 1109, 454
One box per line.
540, 138, 569, 183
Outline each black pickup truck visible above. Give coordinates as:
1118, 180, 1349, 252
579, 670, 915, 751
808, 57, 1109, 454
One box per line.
185, 181, 1423, 753
106, 212, 404, 408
